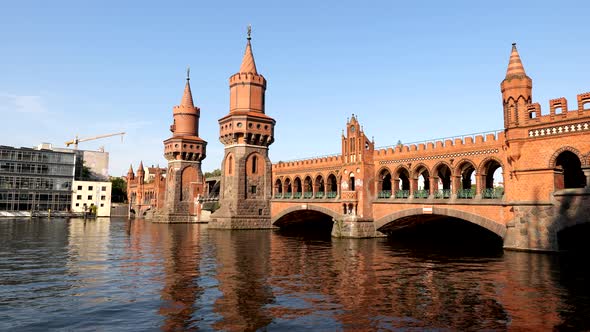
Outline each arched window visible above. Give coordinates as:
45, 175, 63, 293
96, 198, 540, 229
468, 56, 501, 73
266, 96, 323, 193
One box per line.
378, 169, 392, 198
455, 161, 476, 199
227, 155, 233, 175
274, 179, 283, 198
326, 174, 338, 198
251, 155, 257, 174
480, 159, 504, 199
555, 151, 585, 189
349, 175, 355, 191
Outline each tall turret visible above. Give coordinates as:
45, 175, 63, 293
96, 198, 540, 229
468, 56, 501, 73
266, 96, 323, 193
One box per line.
136, 161, 145, 180
127, 164, 135, 181
501, 43, 533, 129
170, 68, 200, 137
160, 70, 208, 222
210, 26, 276, 229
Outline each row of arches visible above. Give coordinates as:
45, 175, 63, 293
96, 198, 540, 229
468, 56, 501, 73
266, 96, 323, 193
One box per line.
377, 158, 503, 199
272, 149, 588, 200
274, 174, 339, 199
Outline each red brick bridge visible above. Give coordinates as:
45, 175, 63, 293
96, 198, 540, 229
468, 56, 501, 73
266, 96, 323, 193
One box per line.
269, 46, 590, 252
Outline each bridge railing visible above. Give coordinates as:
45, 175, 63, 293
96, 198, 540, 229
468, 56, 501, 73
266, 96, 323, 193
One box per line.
482, 188, 504, 199
378, 190, 392, 199
457, 189, 475, 199
273, 191, 340, 200
394, 190, 410, 199
434, 189, 452, 199
413, 190, 429, 199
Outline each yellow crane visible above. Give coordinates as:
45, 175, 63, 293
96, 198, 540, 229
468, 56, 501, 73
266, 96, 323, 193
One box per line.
65, 132, 126, 149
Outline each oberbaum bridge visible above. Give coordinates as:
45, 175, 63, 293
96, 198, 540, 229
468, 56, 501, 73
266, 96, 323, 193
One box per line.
127, 30, 590, 252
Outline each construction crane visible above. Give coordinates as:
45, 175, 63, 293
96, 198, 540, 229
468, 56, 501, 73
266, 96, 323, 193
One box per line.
65, 132, 126, 149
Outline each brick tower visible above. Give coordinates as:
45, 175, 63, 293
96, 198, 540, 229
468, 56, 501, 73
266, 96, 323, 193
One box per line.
501, 43, 532, 132
157, 70, 207, 223
210, 27, 276, 229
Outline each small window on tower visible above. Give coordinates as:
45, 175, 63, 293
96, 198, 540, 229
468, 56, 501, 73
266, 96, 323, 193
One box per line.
252, 156, 258, 174
250, 186, 257, 194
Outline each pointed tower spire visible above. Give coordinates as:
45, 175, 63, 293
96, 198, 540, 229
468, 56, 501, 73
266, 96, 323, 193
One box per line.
137, 161, 144, 173
501, 43, 533, 129
505, 43, 527, 78
239, 25, 258, 74
128, 164, 134, 174
180, 66, 195, 108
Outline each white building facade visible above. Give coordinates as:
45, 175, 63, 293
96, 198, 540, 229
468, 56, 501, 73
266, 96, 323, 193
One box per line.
71, 180, 112, 216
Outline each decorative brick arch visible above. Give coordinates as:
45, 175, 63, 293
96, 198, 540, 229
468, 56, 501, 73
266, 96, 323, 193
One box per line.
245, 151, 265, 176
271, 204, 342, 225
224, 152, 234, 176
453, 158, 477, 177
374, 207, 506, 238
477, 156, 504, 175
411, 162, 430, 178
432, 161, 453, 177
376, 166, 392, 177
393, 164, 410, 178
548, 146, 584, 168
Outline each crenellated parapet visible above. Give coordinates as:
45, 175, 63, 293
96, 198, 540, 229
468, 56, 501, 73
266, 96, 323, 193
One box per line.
273, 155, 343, 174
229, 72, 266, 86
517, 92, 590, 131
373, 131, 505, 161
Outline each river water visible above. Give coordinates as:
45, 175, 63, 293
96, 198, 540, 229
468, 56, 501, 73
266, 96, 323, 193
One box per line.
1, 217, 589, 331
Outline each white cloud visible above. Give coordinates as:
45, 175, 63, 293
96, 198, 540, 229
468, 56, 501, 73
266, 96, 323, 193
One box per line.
0, 93, 47, 113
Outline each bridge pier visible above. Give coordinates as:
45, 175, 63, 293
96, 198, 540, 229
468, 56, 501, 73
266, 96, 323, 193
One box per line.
503, 189, 590, 252
331, 216, 386, 238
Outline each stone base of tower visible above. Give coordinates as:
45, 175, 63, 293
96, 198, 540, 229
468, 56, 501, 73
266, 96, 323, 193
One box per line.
208, 215, 274, 229
209, 205, 275, 229
148, 203, 206, 224
331, 216, 386, 238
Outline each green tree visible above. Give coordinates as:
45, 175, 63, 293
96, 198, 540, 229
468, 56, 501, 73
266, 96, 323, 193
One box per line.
204, 169, 221, 178
110, 177, 127, 203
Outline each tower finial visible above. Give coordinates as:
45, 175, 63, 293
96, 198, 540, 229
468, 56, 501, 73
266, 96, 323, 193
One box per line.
247, 24, 252, 41
186, 65, 190, 81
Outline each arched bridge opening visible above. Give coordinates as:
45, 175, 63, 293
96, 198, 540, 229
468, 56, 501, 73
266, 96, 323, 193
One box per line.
376, 209, 505, 254
558, 223, 590, 253
272, 206, 340, 240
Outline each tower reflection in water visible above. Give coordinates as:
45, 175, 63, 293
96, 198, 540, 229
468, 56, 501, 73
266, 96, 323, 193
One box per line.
120, 219, 577, 331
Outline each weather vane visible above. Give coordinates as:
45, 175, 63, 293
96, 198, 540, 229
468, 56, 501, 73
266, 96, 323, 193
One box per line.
247, 24, 252, 40
186, 65, 190, 80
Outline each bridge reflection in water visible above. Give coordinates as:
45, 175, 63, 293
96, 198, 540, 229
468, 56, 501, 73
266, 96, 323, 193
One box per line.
1, 218, 590, 331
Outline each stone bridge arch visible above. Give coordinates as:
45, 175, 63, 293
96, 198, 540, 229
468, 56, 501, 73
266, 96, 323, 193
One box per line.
271, 204, 342, 226
374, 207, 506, 239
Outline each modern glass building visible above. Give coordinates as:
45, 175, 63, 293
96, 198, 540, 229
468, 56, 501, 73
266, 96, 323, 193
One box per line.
0, 146, 75, 213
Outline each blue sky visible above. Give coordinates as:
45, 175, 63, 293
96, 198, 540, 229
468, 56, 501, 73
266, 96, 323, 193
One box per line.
1, 0, 588, 176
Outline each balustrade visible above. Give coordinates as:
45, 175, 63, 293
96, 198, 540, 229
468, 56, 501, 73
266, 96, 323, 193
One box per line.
315, 192, 324, 198
413, 190, 429, 199
395, 190, 410, 199
326, 191, 338, 199
341, 191, 357, 200
482, 188, 504, 199
434, 189, 451, 199
378, 190, 392, 199
303, 192, 313, 199
457, 188, 475, 199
